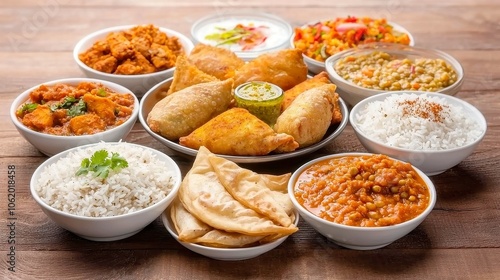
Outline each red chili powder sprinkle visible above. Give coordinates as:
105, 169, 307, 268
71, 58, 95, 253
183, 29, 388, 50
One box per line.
398, 97, 448, 123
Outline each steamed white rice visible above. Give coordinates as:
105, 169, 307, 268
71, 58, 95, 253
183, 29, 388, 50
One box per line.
354, 93, 484, 150
35, 143, 175, 217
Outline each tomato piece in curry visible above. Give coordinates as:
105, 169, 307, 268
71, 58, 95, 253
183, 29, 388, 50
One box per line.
16, 82, 134, 136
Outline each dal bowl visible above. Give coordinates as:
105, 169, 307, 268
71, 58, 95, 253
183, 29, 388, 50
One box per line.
30, 142, 182, 241
73, 24, 194, 97
288, 152, 437, 250
10, 78, 139, 156
325, 43, 464, 106
349, 91, 487, 175
162, 208, 299, 261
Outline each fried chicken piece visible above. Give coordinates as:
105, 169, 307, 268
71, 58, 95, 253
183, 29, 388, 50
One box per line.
114, 51, 156, 75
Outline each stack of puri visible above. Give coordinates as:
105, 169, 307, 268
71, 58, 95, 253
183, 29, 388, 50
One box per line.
146, 44, 343, 156
170, 146, 298, 247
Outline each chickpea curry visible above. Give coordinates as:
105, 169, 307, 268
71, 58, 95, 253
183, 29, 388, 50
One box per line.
294, 154, 430, 227
16, 82, 135, 136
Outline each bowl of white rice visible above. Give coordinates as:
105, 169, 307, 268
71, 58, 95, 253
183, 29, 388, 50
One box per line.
349, 91, 487, 175
30, 142, 182, 241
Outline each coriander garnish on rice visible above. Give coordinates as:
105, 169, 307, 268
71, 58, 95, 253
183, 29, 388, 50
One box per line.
76, 149, 128, 179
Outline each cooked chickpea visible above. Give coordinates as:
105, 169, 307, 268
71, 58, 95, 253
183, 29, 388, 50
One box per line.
334, 51, 457, 92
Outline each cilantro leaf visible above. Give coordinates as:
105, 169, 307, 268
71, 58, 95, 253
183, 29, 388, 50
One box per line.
97, 88, 107, 97
68, 99, 87, 117
75, 149, 128, 179
19, 103, 38, 114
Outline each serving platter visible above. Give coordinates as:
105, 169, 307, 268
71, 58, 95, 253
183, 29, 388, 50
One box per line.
138, 78, 349, 163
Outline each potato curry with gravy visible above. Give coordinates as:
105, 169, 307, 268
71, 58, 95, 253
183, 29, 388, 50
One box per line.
16, 82, 135, 136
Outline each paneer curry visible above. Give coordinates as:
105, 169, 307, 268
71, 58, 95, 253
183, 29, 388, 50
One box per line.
16, 82, 135, 136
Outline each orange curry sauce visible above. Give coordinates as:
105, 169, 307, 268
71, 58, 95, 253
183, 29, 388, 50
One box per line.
16, 82, 134, 136
294, 154, 430, 227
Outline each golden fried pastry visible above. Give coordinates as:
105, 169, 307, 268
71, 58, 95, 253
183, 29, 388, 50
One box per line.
233, 48, 308, 91
179, 108, 299, 156
147, 79, 233, 140
274, 84, 338, 148
281, 71, 332, 112
167, 55, 219, 95
188, 44, 245, 80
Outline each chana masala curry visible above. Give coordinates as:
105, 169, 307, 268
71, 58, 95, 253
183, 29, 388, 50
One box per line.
16, 82, 135, 136
294, 154, 430, 227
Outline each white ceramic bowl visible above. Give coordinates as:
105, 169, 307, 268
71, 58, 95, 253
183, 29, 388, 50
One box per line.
73, 25, 194, 96
10, 78, 139, 156
30, 142, 182, 241
288, 152, 437, 250
291, 21, 414, 74
325, 44, 464, 106
162, 208, 299, 260
191, 11, 292, 61
349, 92, 487, 175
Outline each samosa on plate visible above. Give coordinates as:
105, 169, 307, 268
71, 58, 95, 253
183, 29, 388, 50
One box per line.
166, 54, 219, 95
147, 78, 233, 140
188, 43, 245, 80
274, 84, 338, 148
179, 108, 299, 156
233, 48, 308, 91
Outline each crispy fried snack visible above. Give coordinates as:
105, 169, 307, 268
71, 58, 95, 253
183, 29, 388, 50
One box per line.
147, 79, 233, 140
274, 84, 338, 148
281, 71, 332, 111
188, 44, 245, 80
167, 55, 219, 95
179, 108, 299, 156
233, 48, 308, 91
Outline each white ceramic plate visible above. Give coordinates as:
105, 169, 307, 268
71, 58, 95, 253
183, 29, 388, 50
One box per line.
138, 78, 349, 163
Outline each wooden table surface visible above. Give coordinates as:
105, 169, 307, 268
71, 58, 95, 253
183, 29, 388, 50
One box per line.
1, 0, 499, 279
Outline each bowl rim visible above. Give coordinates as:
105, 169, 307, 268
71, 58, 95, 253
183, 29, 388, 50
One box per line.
29, 142, 182, 221
324, 43, 465, 95
291, 20, 415, 67
9, 78, 140, 140
348, 91, 488, 154
73, 24, 194, 78
288, 152, 437, 232
161, 206, 299, 252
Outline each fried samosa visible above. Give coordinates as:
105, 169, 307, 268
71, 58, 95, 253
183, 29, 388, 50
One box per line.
233, 49, 308, 91
178, 147, 298, 236
281, 71, 332, 112
147, 79, 233, 140
274, 84, 338, 148
179, 108, 299, 156
188, 44, 245, 80
167, 54, 219, 95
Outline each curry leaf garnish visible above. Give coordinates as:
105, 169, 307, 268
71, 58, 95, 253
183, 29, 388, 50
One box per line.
75, 149, 128, 179
67, 99, 87, 117
19, 103, 38, 114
